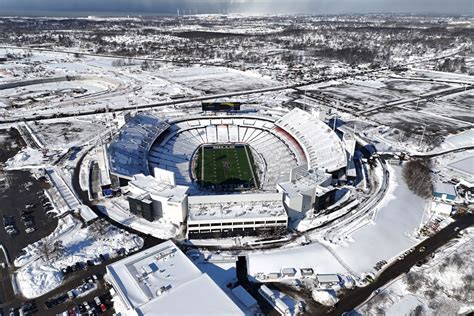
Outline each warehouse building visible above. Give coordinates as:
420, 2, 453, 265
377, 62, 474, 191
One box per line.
105, 241, 244, 316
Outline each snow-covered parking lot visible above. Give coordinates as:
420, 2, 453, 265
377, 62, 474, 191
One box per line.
14, 215, 143, 298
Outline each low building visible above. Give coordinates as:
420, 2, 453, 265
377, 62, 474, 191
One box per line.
277, 168, 335, 219
433, 182, 457, 203
231, 286, 259, 314
430, 201, 453, 216
317, 274, 340, 286
105, 240, 244, 316
187, 193, 287, 239
128, 173, 188, 225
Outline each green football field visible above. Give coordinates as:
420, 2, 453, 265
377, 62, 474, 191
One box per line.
196, 144, 258, 190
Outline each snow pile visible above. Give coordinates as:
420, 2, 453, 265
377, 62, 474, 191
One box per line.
5, 147, 47, 169
312, 289, 337, 306
15, 215, 144, 298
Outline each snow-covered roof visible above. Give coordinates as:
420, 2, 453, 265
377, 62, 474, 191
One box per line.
106, 240, 244, 316
278, 169, 333, 198
108, 113, 170, 179
317, 274, 340, 283
187, 193, 286, 222
78, 205, 98, 223
231, 286, 258, 309
275, 108, 347, 172
129, 174, 188, 204
434, 182, 456, 196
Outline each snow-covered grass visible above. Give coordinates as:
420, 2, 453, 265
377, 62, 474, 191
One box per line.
4, 147, 47, 169
14, 215, 143, 298
30, 118, 107, 150
329, 165, 427, 275
158, 66, 278, 94
247, 243, 348, 279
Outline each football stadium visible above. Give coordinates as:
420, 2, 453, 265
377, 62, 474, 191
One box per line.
107, 105, 354, 238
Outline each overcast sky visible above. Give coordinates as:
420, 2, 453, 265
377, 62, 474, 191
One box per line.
0, 0, 472, 16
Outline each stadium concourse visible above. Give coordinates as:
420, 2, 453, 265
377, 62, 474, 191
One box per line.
102, 107, 352, 240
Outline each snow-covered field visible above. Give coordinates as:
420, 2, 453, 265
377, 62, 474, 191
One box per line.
247, 242, 348, 278
5, 147, 47, 169
440, 128, 474, 150
330, 166, 427, 275
158, 66, 278, 94
14, 215, 143, 298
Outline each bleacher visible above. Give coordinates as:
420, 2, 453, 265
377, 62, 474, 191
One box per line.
148, 116, 299, 191
275, 108, 347, 173
108, 113, 170, 179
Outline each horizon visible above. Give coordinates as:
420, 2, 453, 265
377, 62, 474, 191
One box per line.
0, 0, 472, 17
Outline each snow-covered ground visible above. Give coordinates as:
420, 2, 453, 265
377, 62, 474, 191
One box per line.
4, 147, 47, 169
97, 198, 180, 239
158, 66, 278, 94
440, 128, 474, 150
312, 289, 338, 307
247, 242, 348, 279
329, 166, 427, 275
14, 215, 143, 298
358, 226, 474, 315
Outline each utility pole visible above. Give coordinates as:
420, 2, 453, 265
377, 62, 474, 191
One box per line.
415, 92, 421, 110
419, 125, 426, 149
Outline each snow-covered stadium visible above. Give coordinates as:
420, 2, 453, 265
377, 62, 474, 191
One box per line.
106, 107, 351, 238
109, 108, 347, 189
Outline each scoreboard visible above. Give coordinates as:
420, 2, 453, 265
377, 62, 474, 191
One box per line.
202, 102, 241, 112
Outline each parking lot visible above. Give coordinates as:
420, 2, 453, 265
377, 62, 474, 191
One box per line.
0, 170, 59, 263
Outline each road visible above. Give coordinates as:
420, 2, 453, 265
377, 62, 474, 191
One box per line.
328, 213, 473, 315
0, 46, 465, 125
0, 248, 15, 307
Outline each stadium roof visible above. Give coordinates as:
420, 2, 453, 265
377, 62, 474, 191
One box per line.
188, 193, 286, 221
106, 240, 244, 316
129, 174, 188, 203
278, 169, 333, 198
108, 113, 170, 179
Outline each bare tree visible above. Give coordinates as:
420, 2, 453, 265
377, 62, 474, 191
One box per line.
402, 159, 433, 198
53, 240, 66, 258
37, 239, 55, 261
89, 220, 109, 236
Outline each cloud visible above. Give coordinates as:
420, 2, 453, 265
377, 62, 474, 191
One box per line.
0, 0, 471, 15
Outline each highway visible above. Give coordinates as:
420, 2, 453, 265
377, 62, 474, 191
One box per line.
328, 213, 473, 315
0, 45, 465, 125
